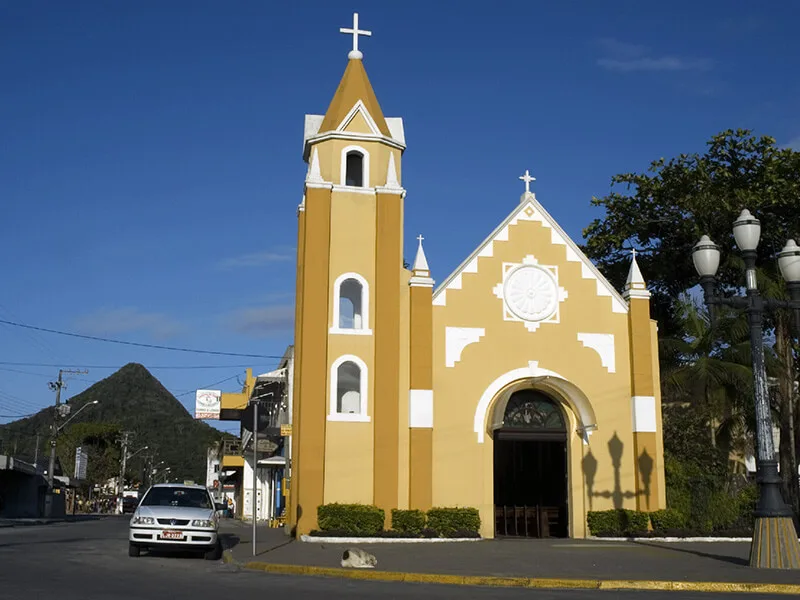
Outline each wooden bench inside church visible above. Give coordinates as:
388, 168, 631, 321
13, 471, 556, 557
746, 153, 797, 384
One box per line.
494, 505, 561, 538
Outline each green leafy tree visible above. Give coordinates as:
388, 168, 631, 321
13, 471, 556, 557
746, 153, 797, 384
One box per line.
583, 129, 800, 513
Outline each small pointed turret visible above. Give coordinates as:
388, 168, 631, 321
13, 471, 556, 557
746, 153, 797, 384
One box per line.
624, 249, 650, 300
410, 235, 434, 287
306, 147, 323, 184
385, 153, 401, 189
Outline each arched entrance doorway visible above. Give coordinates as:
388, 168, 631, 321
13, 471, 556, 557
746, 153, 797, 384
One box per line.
493, 389, 568, 538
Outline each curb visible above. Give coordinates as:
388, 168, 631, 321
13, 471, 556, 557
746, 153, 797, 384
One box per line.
300, 535, 482, 544
592, 536, 800, 543
223, 554, 800, 595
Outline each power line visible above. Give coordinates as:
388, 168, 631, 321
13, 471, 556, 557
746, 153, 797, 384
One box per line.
174, 374, 242, 397
0, 361, 259, 370
0, 319, 281, 359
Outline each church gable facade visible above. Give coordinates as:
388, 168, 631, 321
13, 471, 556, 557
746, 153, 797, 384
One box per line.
429, 192, 665, 538
288, 14, 666, 540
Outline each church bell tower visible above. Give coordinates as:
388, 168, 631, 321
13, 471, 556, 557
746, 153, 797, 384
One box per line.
290, 13, 408, 536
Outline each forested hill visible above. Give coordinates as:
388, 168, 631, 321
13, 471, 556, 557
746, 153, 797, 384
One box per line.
0, 363, 230, 483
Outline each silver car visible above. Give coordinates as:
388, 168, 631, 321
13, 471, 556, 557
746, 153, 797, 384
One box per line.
128, 483, 224, 559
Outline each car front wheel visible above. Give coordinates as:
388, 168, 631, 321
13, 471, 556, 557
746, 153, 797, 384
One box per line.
204, 541, 222, 561
128, 543, 141, 558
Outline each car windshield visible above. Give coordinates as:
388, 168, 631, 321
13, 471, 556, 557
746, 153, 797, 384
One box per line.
141, 487, 212, 509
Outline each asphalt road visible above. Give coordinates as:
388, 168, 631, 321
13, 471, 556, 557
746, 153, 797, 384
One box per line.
0, 517, 790, 599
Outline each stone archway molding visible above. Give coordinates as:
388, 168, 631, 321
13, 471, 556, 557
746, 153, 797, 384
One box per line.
473, 361, 598, 443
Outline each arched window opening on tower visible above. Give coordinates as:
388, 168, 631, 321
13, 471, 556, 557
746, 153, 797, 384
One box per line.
345, 151, 364, 187
336, 361, 362, 414
339, 278, 364, 329
331, 272, 371, 335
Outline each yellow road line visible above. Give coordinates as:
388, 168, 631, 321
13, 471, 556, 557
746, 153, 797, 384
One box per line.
222, 554, 800, 595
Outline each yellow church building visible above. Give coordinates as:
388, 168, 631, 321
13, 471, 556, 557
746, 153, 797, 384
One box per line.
288, 14, 665, 539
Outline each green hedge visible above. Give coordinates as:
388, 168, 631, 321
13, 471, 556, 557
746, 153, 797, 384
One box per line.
587, 509, 649, 536
649, 508, 686, 532
426, 507, 481, 536
317, 503, 385, 536
391, 509, 426, 535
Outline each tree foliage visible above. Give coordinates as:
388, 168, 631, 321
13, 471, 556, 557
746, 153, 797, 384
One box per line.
583, 128, 800, 515
582, 129, 800, 336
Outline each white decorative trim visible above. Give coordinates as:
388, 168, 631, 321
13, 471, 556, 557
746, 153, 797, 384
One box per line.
330, 272, 370, 333
631, 396, 657, 432
336, 100, 381, 136
385, 117, 406, 145
473, 362, 598, 443
332, 184, 375, 196
300, 535, 481, 544
303, 114, 325, 151
327, 413, 371, 423
328, 327, 373, 336
298, 194, 305, 213
409, 389, 433, 428
624, 287, 652, 301
385, 152, 400, 188
492, 257, 567, 333
577, 333, 616, 373
375, 186, 404, 196
445, 327, 485, 367
304, 131, 406, 159
409, 276, 435, 288
329, 354, 369, 420
340, 145, 370, 188
432, 197, 628, 315
306, 147, 324, 184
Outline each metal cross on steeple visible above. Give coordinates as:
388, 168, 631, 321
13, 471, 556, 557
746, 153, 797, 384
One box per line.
519, 169, 536, 194
340, 12, 372, 60
417, 234, 424, 244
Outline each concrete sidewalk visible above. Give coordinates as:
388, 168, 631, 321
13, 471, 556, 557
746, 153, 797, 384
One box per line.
219, 521, 800, 592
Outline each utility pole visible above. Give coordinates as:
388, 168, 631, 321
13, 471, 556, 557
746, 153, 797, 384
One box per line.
118, 432, 131, 514
45, 368, 88, 517
34, 433, 40, 469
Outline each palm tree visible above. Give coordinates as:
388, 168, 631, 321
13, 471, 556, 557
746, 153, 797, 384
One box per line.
659, 296, 754, 457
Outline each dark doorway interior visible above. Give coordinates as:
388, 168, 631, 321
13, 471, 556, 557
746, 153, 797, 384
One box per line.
493, 390, 568, 538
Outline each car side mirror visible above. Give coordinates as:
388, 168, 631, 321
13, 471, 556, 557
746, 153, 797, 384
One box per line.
215, 502, 226, 512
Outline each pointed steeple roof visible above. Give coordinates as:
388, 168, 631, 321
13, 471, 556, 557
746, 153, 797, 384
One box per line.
319, 58, 392, 137
410, 235, 434, 288
624, 249, 650, 300
413, 235, 430, 272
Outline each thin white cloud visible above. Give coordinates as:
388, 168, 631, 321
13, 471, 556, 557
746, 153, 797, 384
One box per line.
215, 249, 294, 269
224, 304, 294, 337
596, 37, 713, 73
74, 307, 185, 340
785, 136, 800, 151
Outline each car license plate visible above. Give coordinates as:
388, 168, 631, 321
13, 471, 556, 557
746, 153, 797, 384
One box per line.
161, 530, 183, 540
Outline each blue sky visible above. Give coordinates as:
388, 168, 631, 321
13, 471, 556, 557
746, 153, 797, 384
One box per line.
1, 1, 798, 434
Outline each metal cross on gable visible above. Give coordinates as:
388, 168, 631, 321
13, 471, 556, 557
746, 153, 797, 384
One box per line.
519, 169, 536, 194
340, 12, 372, 59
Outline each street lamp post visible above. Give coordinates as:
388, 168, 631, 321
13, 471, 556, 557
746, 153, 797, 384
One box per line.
118, 445, 148, 513
693, 210, 800, 569
45, 400, 99, 516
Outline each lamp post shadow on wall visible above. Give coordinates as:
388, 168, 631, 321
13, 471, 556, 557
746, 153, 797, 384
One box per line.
692, 209, 800, 569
